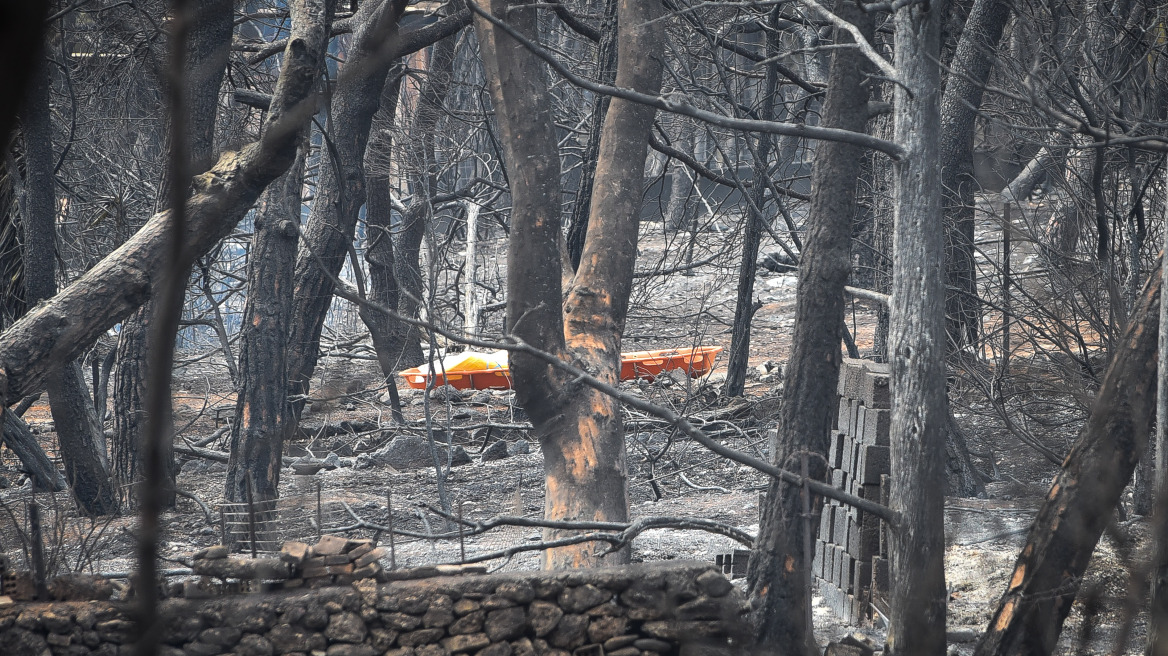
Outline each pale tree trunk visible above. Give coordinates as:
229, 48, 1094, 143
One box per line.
745, 2, 872, 651
939, 0, 1012, 353
975, 261, 1160, 656
113, 0, 234, 508
20, 54, 119, 515
887, 1, 950, 653
1150, 165, 1168, 653
474, 0, 664, 569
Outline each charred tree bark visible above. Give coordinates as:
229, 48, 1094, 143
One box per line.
1, 408, 66, 491
564, 0, 617, 270
20, 55, 119, 515
388, 34, 459, 371
0, 2, 336, 411
474, 0, 664, 568
224, 145, 308, 504
745, 3, 872, 650
722, 22, 780, 399
113, 0, 234, 508
887, 1, 950, 652
974, 261, 1161, 656
285, 0, 410, 413
360, 70, 407, 420
939, 0, 1012, 353
0, 2, 48, 146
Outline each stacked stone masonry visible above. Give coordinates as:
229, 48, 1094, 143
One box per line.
0, 561, 751, 656
811, 358, 892, 624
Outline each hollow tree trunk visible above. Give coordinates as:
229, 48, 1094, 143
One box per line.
745, 3, 871, 650
20, 54, 119, 515
939, 0, 1012, 353
113, 0, 234, 508
474, 0, 664, 569
887, 1, 950, 652
224, 144, 308, 504
286, 0, 409, 413
974, 260, 1160, 656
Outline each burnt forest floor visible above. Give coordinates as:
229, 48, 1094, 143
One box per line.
0, 206, 1153, 654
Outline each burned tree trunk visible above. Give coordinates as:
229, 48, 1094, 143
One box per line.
360, 70, 407, 419
0, 2, 337, 413
939, 0, 1012, 354
113, 0, 234, 508
474, 0, 664, 568
887, 0, 950, 652
564, 0, 617, 270
745, 3, 872, 650
224, 146, 308, 504
285, 0, 409, 413
974, 261, 1161, 656
20, 55, 119, 515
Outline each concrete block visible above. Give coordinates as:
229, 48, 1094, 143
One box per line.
861, 362, 891, 409
858, 445, 890, 485
862, 408, 891, 446
837, 397, 851, 433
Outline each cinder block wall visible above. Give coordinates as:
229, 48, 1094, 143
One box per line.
812, 358, 891, 624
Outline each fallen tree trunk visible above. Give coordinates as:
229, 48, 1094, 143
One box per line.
974, 259, 1162, 656
1, 408, 66, 491
0, 10, 332, 407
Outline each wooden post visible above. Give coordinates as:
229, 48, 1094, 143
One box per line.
458, 498, 466, 564
316, 481, 323, 540
462, 201, 481, 341
387, 487, 397, 570
27, 501, 48, 600
245, 477, 258, 558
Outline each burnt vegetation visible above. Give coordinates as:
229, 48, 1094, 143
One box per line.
1, 0, 1168, 654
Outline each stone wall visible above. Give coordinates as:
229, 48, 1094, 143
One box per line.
0, 561, 751, 656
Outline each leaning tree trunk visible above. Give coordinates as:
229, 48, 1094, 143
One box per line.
474, 0, 664, 569
0, 2, 337, 420
20, 55, 120, 515
286, 0, 409, 415
113, 0, 234, 508
745, 3, 872, 651
887, 1, 950, 653
722, 25, 780, 399
939, 0, 1012, 354
974, 260, 1161, 656
224, 144, 308, 504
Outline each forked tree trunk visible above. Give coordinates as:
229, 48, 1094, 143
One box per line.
745, 3, 872, 650
887, 1, 950, 653
474, 0, 664, 568
20, 54, 119, 515
974, 260, 1161, 656
286, 0, 409, 414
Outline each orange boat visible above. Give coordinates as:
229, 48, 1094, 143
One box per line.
400, 345, 723, 391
